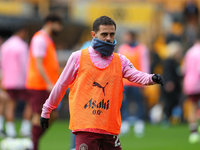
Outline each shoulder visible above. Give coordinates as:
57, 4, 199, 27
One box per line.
31, 33, 45, 43
1, 36, 13, 47
116, 52, 130, 67
30, 33, 46, 50
16, 37, 28, 48
1, 40, 8, 49
30, 31, 48, 45
71, 49, 81, 57
69, 50, 82, 62
116, 53, 128, 61
138, 44, 148, 52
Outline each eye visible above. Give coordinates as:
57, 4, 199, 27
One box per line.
102, 33, 108, 36
110, 33, 115, 37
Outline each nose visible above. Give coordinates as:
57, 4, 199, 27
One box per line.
106, 35, 111, 42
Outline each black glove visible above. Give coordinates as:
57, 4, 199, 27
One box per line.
152, 74, 164, 86
40, 117, 49, 130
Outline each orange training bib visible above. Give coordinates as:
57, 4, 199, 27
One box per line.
68, 48, 124, 134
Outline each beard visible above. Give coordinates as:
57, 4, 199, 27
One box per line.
52, 30, 60, 36
106, 40, 112, 43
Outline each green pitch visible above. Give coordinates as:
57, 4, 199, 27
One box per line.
1, 120, 200, 150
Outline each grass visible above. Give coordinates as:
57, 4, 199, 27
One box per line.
1, 120, 200, 150
119, 124, 198, 150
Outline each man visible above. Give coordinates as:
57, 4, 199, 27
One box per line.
118, 30, 150, 137
1, 26, 32, 137
183, 34, 200, 144
26, 14, 63, 150
161, 42, 183, 124
40, 16, 164, 149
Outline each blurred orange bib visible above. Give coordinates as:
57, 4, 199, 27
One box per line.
68, 48, 124, 134
119, 44, 144, 87
26, 31, 59, 90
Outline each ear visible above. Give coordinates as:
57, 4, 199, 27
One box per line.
91, 31, 96, 38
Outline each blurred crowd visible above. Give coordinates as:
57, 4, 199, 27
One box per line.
0, 0, 200, 149
148, 0, 199, 125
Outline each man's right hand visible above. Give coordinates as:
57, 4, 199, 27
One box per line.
40, 117, 49, 130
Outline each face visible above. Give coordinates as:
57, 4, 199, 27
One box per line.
123, 32, 133, 44
19, 29, 28, 40
91, 25, 116, 43
51, 21, 63, 36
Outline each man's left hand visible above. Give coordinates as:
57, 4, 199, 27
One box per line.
152, 74, 164, 86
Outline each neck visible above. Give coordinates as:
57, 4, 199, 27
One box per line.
14, 33, 23, 40
42, 26, 52, 37
91, 38, 117, 56
128, 41, 138, 47
195, 41, 200, 44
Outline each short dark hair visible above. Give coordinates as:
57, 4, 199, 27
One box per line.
93, 16, 116, 32
44, 13, 62, 24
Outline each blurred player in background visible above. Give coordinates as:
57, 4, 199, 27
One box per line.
25, 14, 63, 150
118, 30, 150, 137
183, 33, 200, 144
160, 42, 183, 124
0, 25, 32, 138
40, 16, 164, 150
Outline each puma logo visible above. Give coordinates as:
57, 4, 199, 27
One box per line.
93, 82, 108, 96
